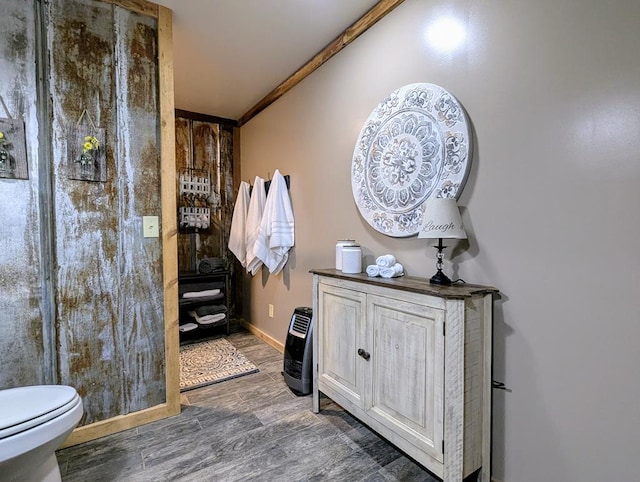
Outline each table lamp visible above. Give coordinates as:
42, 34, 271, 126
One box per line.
418, 198, 467, 285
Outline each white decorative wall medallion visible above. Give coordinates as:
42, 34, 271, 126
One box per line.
351, 83, 472, 237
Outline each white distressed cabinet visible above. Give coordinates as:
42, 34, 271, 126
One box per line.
311, 269, 497, 482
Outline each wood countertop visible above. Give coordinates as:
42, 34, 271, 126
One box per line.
310, 268, 498, 299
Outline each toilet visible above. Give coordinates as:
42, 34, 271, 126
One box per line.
0, 385, 83, 482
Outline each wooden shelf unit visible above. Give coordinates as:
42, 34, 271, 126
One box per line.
178, 271, 230, 339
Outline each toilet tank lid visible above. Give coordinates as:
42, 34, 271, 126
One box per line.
0, 385, 79, 430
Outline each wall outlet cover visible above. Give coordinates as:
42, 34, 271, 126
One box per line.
143, 216, 159, 238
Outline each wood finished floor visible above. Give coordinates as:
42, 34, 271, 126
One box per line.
56, 326, 438, 482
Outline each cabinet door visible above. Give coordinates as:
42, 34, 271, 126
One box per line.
367, 294, 445, 463
317, 283, 367, 409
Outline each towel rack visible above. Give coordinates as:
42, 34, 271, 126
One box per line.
248, 174, 290, 195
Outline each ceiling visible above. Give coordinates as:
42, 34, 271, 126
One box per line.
152, 0, 381, 122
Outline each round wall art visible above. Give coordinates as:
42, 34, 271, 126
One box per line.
351, 82, 472, 237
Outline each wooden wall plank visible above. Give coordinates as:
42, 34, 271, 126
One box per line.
174, 117, 191, 272
158, 4, 180, 415
191, 121, 222, 260
238, 0, 406, 126
0, 0, 47, 388
219, 125, 235, 314
175, 116, 234, 275
114, 5, 165, 413
191, 121, 217, 174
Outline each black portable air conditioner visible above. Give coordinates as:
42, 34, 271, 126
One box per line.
283, 307, 313, 395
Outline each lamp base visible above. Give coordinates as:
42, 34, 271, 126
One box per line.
430, 238, 452, 285
429, 269, 452, 286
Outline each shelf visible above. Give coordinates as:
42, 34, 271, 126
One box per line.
178, 271, 230, 337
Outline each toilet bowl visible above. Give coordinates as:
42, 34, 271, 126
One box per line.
0, 385, 83, 482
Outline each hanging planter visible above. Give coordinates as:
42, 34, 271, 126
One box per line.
0, 95, 29, 180
68, 109, 106, 182
0, 131, 11, 174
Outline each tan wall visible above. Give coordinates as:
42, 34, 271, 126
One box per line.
239, 1, 640, 480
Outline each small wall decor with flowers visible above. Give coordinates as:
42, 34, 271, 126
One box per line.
68, 109, 106, 182
0, 96, 29, 180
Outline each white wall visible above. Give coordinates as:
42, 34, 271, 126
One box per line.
239, 1, 640, 480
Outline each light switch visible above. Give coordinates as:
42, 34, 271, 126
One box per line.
143, 216, 159, 238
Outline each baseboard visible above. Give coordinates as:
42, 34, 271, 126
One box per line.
60, 402, 180, 448
239, 319, 285, 353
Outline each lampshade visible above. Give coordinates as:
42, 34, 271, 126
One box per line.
418, 198, 467, 239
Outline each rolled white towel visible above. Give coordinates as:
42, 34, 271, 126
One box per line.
376, 254, 396, 268
380, 263, 404, 278
366, 265, 380, 277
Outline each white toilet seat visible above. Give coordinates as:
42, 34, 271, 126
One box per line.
0, 385, 82, 440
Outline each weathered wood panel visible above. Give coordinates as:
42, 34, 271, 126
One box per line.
219, 125, 236, 315
174, 116, 191, 272
175, 117, 234, 276
192, 120, 222, 259
0, 0, 47, 388
114, 5, 164, 413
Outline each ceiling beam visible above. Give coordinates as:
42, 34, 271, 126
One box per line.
238, 0, 405, 126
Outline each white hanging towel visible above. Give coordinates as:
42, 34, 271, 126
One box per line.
228, 181, 251, 267
245, 177, 267, 275
254, 170, 294, 274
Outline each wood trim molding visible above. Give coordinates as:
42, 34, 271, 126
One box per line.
482, 294, 494, 482
239, 319, 285, 354
238, 0, 405, 126
175, 109, 238, 128
60, 404, 175, 448
158, 5, 181, 417
101, 0, 159, 18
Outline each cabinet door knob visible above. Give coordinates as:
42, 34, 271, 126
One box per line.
357, 348, 371, 361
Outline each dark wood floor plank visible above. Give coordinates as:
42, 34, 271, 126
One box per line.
58, 328, 436, 482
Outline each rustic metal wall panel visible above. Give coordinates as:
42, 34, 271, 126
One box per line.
1, 0, 167, 427
114, 6, 165, 412
49, 0, 124, 423
0, 0, 47, 388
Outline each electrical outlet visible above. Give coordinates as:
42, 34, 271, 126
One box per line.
143, 216, 159, 238
268, 304, 274, 318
